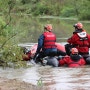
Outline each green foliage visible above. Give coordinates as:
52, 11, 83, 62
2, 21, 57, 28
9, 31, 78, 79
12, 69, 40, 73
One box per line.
79, 12, 90, 20
4, 0, 89, 20
19, 0, 62, 16
61, 0, 90, 20
1, 0, 90, 20
0, 45, 26, 68
0, 23, 13, 37
37, 78, 43, 86
0, 0, 16, 13
31, 3, 52, 16
0, 14, 27, 68
21, 0, 38, 4
61, 7, 76, 17
0, 17, 6, 31
78, 0, 90, 20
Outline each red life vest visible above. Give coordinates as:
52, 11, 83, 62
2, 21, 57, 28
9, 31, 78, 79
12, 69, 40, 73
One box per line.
76, 30, 89, 54
68, 30, 90, 54
43, 32, 56, 49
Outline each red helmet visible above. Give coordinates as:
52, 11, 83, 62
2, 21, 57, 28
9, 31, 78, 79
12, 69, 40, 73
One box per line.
71, 48, 78, 54
76, 22, 83, 29
44, 24, 52, 31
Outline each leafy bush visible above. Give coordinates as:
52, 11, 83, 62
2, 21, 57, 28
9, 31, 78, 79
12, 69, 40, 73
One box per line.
0, 45, 27, 68
79, 13, 90, 20
0, 17, 6, 31
21, 0, 37, 4
31, 3, 53, 16
61, 7, 76, 17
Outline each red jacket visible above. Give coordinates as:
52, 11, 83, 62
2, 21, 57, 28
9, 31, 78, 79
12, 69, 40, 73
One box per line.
59, 55, 86, 68
67, 30, 90, 54
43, 32, 56, 49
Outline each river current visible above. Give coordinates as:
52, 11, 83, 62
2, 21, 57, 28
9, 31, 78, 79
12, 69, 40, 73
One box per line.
0, 43, 90, 90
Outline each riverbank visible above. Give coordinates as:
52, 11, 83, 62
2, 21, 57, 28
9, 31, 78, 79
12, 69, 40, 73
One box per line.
0, 77, 46, 90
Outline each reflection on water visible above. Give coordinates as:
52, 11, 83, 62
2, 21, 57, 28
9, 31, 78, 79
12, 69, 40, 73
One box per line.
0, 43, 90, 90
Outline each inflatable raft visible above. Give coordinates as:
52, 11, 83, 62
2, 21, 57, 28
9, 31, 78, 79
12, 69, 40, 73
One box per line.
22, 43, 66, 61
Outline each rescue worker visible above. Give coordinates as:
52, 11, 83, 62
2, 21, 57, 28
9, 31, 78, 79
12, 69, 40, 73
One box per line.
33, 24, 66, 66
65, 22, 90, 64
59, 48, 86, 68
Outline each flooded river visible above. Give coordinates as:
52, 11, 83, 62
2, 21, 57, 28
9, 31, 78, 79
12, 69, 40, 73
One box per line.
0, 43, 90, 90
0, 65, 90, 90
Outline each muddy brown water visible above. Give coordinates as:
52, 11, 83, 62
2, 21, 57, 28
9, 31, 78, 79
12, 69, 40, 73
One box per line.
0, 65, 90, 90
0, 43, 90, 90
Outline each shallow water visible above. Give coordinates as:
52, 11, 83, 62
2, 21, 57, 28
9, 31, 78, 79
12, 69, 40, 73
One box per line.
0, 43, 90, 90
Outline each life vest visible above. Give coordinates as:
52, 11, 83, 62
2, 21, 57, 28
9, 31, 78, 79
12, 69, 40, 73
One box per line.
43, 32, 56, 49
77, 31, 89, 46
76, 30, 90, 54
77, 30, 88, 41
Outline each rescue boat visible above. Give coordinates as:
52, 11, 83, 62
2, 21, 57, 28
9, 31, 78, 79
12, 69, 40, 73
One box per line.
22, 43, 66, 61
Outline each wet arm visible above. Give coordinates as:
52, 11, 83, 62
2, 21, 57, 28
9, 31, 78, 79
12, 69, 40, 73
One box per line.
36, 34, 44, 53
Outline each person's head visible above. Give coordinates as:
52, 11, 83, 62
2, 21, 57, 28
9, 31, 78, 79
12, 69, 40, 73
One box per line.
71, 48, 78, 55
70, 48, 81, 62
73, 22, 83, 30
44, 24, 52, 32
